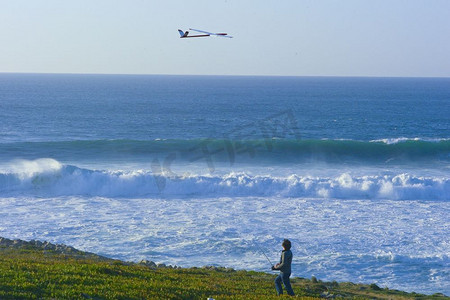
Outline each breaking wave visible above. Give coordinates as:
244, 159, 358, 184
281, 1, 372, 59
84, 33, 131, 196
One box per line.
0, 159, 448, 200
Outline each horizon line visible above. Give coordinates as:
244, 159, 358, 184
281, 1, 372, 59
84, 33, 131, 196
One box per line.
0, 71, 449, 79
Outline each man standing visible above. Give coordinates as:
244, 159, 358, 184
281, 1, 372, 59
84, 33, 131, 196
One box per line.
272, 239, 295, 296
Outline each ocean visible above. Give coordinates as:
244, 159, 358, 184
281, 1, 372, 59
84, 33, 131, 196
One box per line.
0, 73, 449, 295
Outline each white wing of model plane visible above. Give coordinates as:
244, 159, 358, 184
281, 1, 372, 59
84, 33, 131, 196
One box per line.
189, 28, 233, 38
178, 28, 233, 38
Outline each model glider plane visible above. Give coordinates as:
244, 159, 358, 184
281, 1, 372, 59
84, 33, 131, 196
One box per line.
178, 28, 233, 38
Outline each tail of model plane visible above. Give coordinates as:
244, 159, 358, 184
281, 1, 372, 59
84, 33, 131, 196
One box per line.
178, 29, 188, 38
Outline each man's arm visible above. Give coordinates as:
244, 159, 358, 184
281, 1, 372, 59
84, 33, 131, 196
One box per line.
273, 252, 285, 270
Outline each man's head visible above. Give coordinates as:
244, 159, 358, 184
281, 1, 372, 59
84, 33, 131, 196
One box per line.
282, 239, 291, 250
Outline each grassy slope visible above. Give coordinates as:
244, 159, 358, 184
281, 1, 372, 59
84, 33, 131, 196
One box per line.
0, 242, 448, 299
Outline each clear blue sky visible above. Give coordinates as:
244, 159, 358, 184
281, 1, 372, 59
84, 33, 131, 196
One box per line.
1, 0, 449, 77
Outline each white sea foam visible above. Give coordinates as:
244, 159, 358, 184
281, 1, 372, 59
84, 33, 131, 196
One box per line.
5, 158, 62, 175
1, 196, 449, 295
370, 137, 450, 144
0, 159, 448, 200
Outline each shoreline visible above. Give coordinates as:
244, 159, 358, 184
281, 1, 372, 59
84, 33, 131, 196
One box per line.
1, 236, 448, 299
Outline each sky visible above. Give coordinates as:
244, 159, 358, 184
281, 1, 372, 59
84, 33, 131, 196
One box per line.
1, 0, 449, 77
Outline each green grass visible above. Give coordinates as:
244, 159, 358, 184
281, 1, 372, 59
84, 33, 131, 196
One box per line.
0, 247, 448, 299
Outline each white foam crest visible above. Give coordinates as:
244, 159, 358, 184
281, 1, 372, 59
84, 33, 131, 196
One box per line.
0, 163, 449, 200
370, 137, 450, 144
6, 158, 62, 176
0, 159, 63, 192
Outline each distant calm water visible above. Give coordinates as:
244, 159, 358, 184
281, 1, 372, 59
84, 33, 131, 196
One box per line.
1, 74, 449, 295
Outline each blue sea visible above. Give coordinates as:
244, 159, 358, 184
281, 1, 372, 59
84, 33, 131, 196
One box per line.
1, 74, 449, 295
